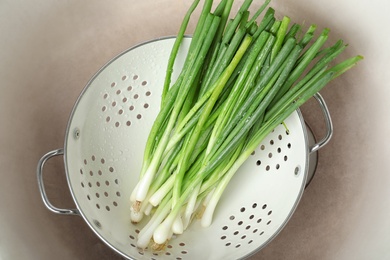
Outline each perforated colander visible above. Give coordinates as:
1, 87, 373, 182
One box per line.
37, 37, 332, 260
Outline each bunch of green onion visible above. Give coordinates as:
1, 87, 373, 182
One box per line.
129, 0, 362, 250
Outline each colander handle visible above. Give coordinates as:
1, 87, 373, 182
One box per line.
310, 92, 333, 153
37, 148, 79, 215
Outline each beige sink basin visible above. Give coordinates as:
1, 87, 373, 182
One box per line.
0, 0, 389, 259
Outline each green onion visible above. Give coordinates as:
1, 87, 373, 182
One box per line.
130, 0, 362, 250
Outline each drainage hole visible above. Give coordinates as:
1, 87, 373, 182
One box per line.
93, 219, 102, 228
294, 165, 301, 176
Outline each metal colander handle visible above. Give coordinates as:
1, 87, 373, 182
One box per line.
37, 148, 79, 215
310, 92, 333, 153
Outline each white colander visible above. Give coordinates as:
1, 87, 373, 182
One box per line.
37, 37, 332, 260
